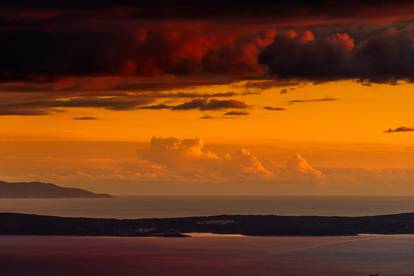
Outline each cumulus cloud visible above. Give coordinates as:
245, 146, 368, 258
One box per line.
139, 137, 272, 179
6, 139, 414, 195
137, 137, 322, 182
283, 153, 323, 179
227, 149, 273, 177
260, 29, 414, 83
140, 137, 218, 168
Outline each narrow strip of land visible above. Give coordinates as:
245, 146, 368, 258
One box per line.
1, 212, 414, 237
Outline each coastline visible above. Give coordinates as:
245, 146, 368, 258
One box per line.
2, 212, 414, 237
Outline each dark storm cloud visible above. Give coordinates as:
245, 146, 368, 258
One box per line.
1, 0, 414, 101
385, 126, 414, 133
260, 29, 414, 83
0, 30, 134, 81
0, 27, 274, 83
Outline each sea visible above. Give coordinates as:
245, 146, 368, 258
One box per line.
1, 235, 414, 276
0, 196, 414, 218
2, 196, 414, 275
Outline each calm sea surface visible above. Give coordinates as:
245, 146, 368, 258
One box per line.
2, 197, 414, 275
1, 235, 414, 276
1, 196, 414, 218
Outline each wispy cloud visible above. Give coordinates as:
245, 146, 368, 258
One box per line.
264, 106, 286, 111
288, 96, 339, 104
224, 111, 250, 116
385, 126, 414, 133
141, 99, 249, 112
73, 116, 99, 121
200, 115, 217, 120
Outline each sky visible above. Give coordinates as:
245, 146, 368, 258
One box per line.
2, 0, 414, 195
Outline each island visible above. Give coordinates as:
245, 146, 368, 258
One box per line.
0, 181, 112, 198
1, 212, 414, 237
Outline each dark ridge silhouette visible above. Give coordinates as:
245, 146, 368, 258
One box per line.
0, 181, 112, 198
1, 212, 414, 237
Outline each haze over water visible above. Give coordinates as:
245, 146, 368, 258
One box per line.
1, 196, 414, 218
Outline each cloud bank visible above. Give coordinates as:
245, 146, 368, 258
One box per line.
3, 140, 414, 195
138, 137, 322, 182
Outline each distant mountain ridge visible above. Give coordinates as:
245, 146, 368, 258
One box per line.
0, 181, 112, 198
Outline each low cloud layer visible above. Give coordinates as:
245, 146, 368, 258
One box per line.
3, 140, 414, 195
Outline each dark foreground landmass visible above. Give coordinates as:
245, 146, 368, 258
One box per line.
1, 212, 414, 237
0, 181, 112, 198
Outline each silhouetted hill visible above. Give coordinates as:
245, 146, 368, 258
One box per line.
0, 181, 112, 198
1, 212, 414, 237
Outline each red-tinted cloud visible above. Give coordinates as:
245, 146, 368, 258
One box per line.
259, 29, 414, 83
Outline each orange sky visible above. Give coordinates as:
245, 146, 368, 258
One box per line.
1, 80, 414, 145
3, 1, 414, 195
2, 80, 414, 195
